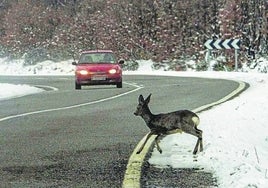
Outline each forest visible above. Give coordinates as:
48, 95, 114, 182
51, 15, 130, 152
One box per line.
0, 0, 267, 69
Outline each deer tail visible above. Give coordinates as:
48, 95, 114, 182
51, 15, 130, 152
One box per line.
192, 116, 200, 127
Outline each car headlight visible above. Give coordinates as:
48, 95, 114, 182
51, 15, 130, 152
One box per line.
109, 69, 117, 74
78, 70, 89, 75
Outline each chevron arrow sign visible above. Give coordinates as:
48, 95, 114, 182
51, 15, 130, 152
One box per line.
204, 39, 241, 50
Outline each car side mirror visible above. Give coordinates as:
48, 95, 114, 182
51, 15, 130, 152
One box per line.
72, 62, 77, 65
118, 59, 124, 64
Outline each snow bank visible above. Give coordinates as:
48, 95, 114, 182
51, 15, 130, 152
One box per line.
0, 83, 44, 101
138, 71, 268, 188
0, 58, 74, 75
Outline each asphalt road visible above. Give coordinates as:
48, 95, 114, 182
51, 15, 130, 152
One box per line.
0, 75, 240, 187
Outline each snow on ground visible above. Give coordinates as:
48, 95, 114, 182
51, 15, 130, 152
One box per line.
0, 57, 72, 101
0, 83, 44, 101
0, 57, 74, 75
143, 71, 268, 188
1, 58, 268, 187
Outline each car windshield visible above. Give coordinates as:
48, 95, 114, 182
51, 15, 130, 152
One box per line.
78, 53, 116, 64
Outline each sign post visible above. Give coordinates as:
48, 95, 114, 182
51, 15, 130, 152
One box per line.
235, 49, 238, 71
204, 39, 241, 71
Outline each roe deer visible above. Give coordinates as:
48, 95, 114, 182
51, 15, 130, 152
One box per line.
134, 94, 203, 155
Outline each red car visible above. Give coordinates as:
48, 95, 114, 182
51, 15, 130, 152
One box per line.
72, 50, 124, 89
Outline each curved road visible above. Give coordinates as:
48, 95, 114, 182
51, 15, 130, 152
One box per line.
0, 75, 241, 187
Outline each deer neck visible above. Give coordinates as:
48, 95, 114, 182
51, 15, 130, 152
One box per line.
141, 106, 154, 126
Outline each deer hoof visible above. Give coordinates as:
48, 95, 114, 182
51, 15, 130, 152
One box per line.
193, 150, 198, 155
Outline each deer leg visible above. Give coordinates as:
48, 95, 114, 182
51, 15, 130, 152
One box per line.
155, 134, 164, 154
136, 131, 154, 154
199, 137, 203, 152
193, 137, 203, 154
193, 138, 200, 155
193, 127, 203, 154
195, 127, 203, 152
184, 125, 203, 154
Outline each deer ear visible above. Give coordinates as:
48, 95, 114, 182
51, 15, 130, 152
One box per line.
138, 95, 145, 104
145, 93, 152, 104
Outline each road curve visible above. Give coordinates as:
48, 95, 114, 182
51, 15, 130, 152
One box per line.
0, 75, 244, 187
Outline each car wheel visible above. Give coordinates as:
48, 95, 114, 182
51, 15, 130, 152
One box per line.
75, 82, 81, 90
116, 82, 122, 88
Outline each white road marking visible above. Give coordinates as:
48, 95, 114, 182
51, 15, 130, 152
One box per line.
0, 82, 143, 122
34, 85, 58, 91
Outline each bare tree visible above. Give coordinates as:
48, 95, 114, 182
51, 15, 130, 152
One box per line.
0, 0, 267, 63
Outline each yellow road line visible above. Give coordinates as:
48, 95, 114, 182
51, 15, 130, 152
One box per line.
122, 133, 156, 188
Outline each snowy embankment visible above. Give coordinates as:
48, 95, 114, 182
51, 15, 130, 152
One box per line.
0, 83, 43, 101
128, 60, 268, 187
143, 71, 268, 188
0, 58, 73, 101
1, 58, 268, 187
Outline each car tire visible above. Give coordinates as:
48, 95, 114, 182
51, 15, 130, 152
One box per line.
75, 82, 81, 90
116, 82, 122, 88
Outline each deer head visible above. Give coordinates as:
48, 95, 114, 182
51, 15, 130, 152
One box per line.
134, 94, 151, 116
